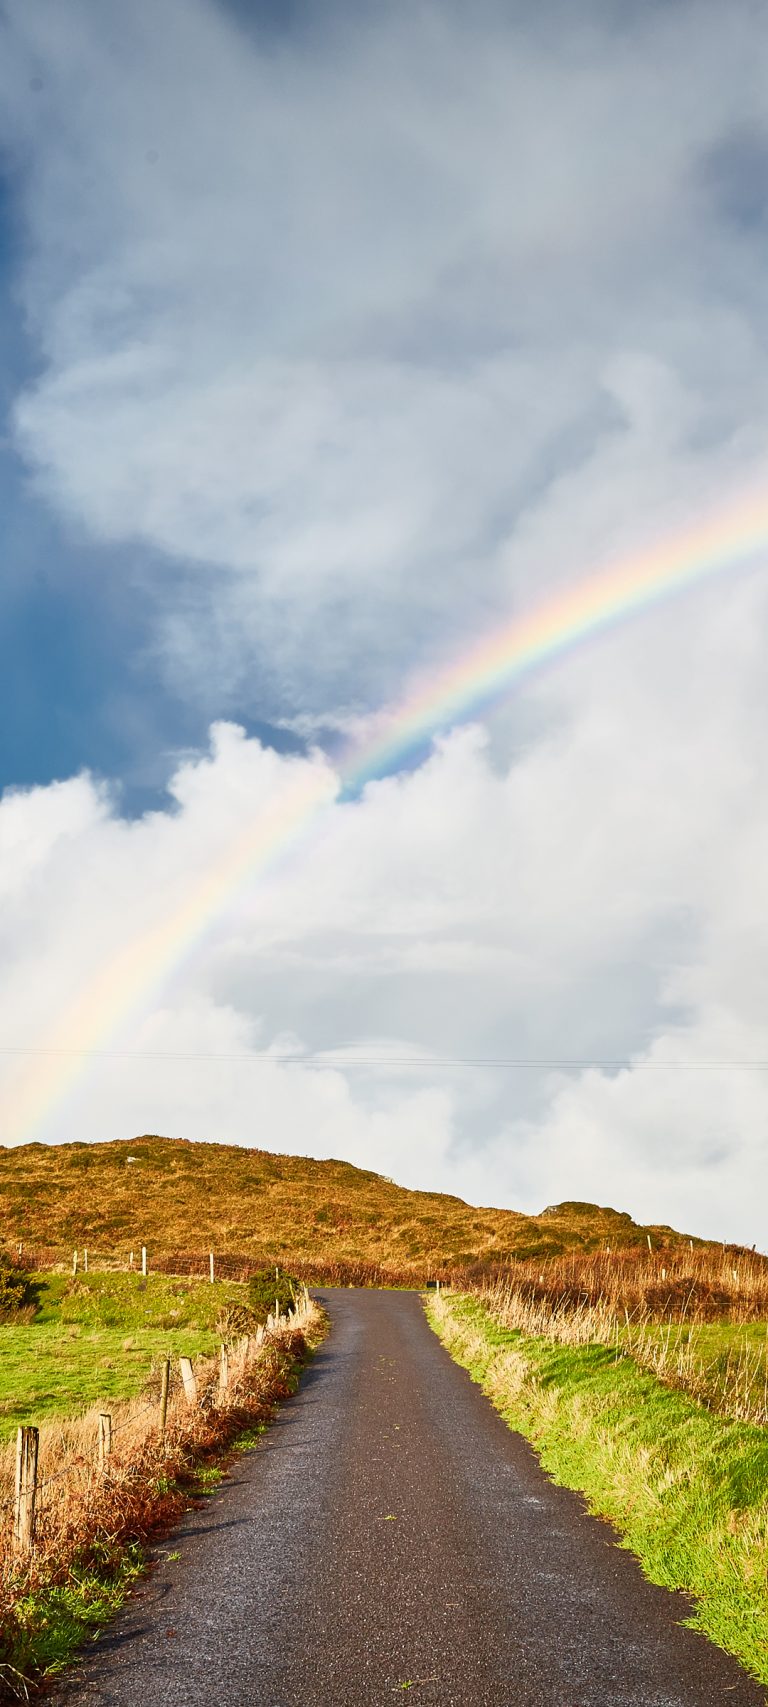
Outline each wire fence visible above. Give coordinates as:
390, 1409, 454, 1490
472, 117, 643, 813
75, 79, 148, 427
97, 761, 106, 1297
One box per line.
0, 1293, 314, 1555
5, 1242, 454, 1289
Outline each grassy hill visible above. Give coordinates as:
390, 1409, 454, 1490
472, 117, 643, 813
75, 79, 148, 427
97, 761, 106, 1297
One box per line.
0, 1135, 698, 1278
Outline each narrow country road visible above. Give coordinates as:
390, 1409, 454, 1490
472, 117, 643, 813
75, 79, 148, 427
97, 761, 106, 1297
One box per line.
51, 1290, 766, 1707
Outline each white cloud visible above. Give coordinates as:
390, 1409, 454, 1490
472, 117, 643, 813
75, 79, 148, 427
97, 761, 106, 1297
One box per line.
2, 1, 768, 1243
2, 554, 768, 1246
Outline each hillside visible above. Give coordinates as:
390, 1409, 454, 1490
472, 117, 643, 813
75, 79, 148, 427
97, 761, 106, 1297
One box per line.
0, 1135, 698, 1277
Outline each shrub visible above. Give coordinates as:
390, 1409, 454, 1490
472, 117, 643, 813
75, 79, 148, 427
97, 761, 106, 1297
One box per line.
0, 1257, 39, 1321
246, 1268, 297, 1322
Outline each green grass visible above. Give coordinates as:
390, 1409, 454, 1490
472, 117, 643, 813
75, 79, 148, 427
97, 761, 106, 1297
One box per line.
634, 1319, 768, 1356
0, 1271, 248, 1439
8, 1547, 146, 1685
627, 1319, 768, 1421
428, 1292, 768, 1690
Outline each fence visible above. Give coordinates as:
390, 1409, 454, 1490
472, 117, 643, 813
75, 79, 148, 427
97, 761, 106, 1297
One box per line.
7, 1243, 456, 1290
1, 1290, 313, 1560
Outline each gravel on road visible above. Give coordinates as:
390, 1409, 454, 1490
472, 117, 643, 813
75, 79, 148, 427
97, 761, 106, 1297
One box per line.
49, 1287, 767, 1707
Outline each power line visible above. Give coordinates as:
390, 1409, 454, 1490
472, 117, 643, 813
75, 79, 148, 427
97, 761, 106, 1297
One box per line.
0, 1046, 767, 1070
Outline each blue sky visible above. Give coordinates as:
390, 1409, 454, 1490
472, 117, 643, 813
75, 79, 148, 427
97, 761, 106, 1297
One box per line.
1, 0, 768, 1243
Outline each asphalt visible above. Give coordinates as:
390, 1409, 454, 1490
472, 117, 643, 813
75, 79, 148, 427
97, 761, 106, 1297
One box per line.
49, 1288, 766, 1706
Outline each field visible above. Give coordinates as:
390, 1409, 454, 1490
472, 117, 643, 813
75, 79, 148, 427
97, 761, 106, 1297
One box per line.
0, 1271, 255, 1441
469, 1244, 768, 1423
0, 1134, 711, 1278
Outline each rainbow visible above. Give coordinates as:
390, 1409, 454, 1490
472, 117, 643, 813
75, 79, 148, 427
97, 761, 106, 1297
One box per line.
4, 482, 766, 1140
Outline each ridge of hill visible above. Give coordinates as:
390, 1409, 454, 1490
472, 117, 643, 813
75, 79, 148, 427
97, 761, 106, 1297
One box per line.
0, 1135, 699, 1276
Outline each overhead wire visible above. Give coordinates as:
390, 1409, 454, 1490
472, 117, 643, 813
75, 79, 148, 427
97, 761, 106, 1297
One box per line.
0, 1046, 767, 1069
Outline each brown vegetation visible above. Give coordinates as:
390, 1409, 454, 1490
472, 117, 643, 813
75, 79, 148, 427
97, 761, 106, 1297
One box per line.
0, 1135, 702, 1279
492, 1243, 768, 1324
466, 1244, 768, 1425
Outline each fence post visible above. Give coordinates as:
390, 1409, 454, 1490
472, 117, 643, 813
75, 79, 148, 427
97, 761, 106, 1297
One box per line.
209, 1251, 215, 1285
129, 1250, 134, 1270
219, 1345, 229, 1398
84, 1248, 89, 1275
141, 1246, 148, 1277
159, 1358, 170, 1438
13, 1426, 38, 1553
646, 1235, 653, 1253
179, 1357, 198, 1407
73, 1248, 78, 1276
98, 1413, 112, 1469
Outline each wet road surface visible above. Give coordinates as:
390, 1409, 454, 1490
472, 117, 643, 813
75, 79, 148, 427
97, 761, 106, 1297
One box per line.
50, 1288, 766, 1706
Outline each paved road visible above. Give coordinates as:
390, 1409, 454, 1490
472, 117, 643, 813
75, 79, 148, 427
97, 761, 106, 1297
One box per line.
51, 1289, 766, 1706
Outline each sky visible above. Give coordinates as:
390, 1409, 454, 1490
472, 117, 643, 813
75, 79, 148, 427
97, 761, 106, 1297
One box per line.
1, 0, 768, 1244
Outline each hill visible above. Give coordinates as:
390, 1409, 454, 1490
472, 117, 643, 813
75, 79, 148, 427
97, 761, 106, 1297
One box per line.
0, 1135, 699, 1280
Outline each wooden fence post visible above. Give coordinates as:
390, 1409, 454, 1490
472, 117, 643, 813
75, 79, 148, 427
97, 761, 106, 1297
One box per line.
72, 1248, 78, 1276
179, 1357, 197, 1407
219, 1345, 229, 1398
98, 1413, 112, 1469
159, 1359, 170, 1438
209, 1251, 215, 1285
13, 1426, 38, 1553
141, 1246, 147, 1277
129, 1250, 134, 1270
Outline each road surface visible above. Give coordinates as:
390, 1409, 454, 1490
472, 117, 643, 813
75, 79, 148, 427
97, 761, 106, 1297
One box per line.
51, 1288, 766, 1706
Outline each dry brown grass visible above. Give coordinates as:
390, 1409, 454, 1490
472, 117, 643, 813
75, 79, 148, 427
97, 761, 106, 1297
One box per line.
492, 1244, 768, 1324
0, 1135, 700, 1279
0, 1293, 323, 1697
465, 1245, 768, 1425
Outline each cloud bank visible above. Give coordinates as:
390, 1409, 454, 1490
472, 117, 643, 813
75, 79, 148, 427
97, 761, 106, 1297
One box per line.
1, 0, 767, 1242
3, 0, 767, 716
3, 557, 768, 1246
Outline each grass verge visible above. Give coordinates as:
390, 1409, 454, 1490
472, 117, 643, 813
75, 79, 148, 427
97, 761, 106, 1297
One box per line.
0, 1299, 325, 1700
426, 1291, 768, 1690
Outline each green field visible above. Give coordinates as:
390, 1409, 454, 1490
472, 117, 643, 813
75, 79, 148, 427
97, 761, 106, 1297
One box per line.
0, 1271, 249, 1438
628, 1319, 768, 1421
